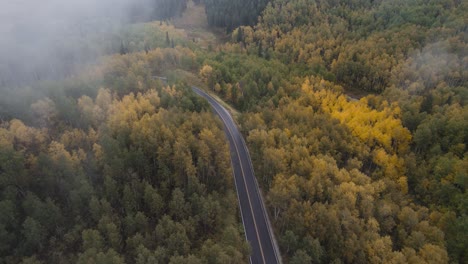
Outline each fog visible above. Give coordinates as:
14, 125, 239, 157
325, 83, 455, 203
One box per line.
0, 0, 156, 87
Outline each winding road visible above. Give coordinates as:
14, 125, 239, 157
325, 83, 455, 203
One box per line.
192, 87, 281, 264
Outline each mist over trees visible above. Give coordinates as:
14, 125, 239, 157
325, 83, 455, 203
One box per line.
0, 44, 249, 263
0, 0, 188, 88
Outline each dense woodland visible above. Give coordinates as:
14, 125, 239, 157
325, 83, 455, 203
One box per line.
199, 0, 466, 262
0, 0, 466, 263
0, 46, 250, 263
204, 0, 269, 31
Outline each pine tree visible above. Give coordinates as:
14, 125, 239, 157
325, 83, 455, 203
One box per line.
237, 27, 244, 43
119, 41, 127, 55
258, 41, 263, 57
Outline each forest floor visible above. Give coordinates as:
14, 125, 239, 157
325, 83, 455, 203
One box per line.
173, 0, 228, 49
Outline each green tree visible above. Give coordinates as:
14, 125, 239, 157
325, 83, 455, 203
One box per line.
77, 248, 125, 264
290, 250, 312, 264
82, 229, 104, 251
22, 217, 47, 254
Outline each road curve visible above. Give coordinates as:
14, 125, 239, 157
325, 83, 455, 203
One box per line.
192, 87, 281, 264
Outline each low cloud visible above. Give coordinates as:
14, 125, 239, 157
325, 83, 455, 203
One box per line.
0, 0, 155, 87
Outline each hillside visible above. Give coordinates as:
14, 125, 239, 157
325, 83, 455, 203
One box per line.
0, 0, 466, 263
200, 0, 467, 262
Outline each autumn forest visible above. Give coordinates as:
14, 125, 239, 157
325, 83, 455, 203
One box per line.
0, 0, 466, 263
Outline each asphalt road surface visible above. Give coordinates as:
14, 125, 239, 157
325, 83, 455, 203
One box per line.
192, 87, 281, 264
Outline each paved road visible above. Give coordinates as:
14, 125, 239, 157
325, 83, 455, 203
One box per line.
192, 87, 281, 264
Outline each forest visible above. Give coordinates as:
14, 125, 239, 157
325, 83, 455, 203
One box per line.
0, 0, 466, 263
204, 0, 269, 31
0, 46, 250, 263
0, 0, 188, 88
199, 0, 466, 262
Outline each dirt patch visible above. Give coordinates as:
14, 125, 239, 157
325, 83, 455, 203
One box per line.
173, 0, 227, 48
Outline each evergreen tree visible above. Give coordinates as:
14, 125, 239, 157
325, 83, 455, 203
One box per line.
205, 0, 270, 30
119, 41, 127, 55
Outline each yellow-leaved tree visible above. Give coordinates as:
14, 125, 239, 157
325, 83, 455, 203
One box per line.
302, 78, 412, 192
